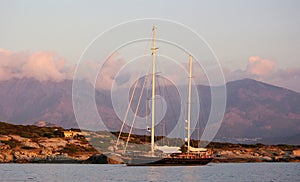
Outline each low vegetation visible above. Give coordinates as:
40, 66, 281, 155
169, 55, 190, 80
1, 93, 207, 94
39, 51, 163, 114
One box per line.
0, 121, 65, 138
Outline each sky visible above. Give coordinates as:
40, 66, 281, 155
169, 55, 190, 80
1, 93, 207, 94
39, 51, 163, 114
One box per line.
0, 0, 300, 91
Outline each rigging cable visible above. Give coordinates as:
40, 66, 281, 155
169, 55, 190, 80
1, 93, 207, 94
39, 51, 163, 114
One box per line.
124, 74, 148, 152
115, 36, 152, 150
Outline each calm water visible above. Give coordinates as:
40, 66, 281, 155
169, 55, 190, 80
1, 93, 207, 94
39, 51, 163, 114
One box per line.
0, 163, 299, 182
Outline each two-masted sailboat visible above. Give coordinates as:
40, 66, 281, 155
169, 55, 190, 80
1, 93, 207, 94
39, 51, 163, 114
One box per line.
118, 26, 213, 166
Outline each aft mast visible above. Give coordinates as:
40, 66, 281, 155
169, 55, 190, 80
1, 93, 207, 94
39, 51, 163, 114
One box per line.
187, 55, 193, 154
151, 26, 157, 155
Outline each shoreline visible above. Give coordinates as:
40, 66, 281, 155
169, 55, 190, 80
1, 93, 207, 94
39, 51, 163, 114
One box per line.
1, 122, 299, 164
1, 154, 299, 164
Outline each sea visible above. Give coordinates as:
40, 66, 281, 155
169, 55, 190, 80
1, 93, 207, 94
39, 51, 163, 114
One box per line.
0, 163, 299, 182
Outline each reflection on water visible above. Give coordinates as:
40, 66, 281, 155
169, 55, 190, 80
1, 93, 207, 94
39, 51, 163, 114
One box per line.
0, 163, 299, 182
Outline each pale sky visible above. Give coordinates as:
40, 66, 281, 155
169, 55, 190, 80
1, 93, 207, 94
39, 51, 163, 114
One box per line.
1, 0, 300, 91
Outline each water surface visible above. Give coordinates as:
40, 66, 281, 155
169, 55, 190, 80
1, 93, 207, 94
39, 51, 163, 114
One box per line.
0, 163, 299, 181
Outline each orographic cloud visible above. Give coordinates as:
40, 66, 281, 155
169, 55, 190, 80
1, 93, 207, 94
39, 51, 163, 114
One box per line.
0, 48, 71, 82
246, 56, 275, 77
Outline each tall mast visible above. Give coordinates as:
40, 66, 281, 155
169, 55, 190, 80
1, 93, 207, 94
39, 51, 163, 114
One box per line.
187, 55, 193, 154
151, 26, 157, 154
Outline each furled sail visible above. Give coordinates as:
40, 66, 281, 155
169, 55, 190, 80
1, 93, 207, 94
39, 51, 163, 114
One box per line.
188, 146, 207, 152
156, 146, 182, 154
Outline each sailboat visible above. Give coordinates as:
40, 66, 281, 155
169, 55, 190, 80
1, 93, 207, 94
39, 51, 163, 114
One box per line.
118, 26, 213, 166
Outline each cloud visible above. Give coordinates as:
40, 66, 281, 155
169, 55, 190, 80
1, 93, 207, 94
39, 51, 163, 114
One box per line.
0, 48, 71, 82
0, 48, 12, 56
0, 48, 128, 88
22, 52, 67, 82
246, 56, 275, 77
2, 49, 299, 93
0, 49, 29, 81
224, 56, 276, 82
224, 56, 300, 93
267, 67, 300, 93
96, 52, 127, 90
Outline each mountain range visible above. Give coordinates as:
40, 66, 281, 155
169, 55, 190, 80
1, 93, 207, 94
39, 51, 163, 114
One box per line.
0, 78, 299, 144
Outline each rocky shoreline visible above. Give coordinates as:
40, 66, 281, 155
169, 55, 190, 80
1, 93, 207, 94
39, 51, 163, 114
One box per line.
0, 122, 299, 164
1, 133, 299, 164
0, 134, 96, 163
210, 143, 300, 163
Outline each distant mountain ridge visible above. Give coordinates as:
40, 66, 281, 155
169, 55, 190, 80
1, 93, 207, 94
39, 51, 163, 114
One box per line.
219, 79, 300, 144
0, 78, 299, 144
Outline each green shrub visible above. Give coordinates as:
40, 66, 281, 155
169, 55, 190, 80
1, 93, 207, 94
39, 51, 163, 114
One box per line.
2, 140, 20, 148
21, 146, 35, 150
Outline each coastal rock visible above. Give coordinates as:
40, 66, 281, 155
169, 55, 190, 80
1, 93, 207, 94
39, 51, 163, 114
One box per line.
262, 156, 272, 161
39, 148, 54, 156
106, 154, 124, 164
0, 135, 11, 141
293, 149, 300, 156
68, 139, 90, 148
0, 151, 13, 163
0, 142, 10, 150
13, 149, 40, 162
0, 143, 13, 162
23, 141, 40, 149
38, 138, 67, 151
84, 154, 107, 164
9, 135, 30, 142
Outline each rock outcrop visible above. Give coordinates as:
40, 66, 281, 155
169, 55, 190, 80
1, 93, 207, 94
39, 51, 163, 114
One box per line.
211, 144, 300, 162
0, 134, 97, 163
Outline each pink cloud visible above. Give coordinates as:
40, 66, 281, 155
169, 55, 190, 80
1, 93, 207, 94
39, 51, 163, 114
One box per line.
0, 49, 29, 80
22, 52, 66, 82
0, 48, 127, 87
0, 48, 12, 56
0, 48, 70, 82
246, 56, 275, 77
224, 56, 300, 93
